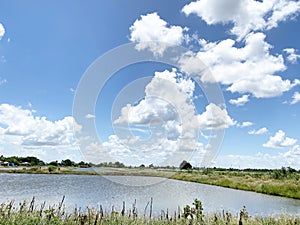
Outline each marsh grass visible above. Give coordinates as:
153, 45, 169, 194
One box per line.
0, 198, 299, 225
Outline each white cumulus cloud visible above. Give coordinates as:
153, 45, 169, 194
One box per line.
290, 91, 300, 104
263, 130, 297, 148
0, 23, 5, 40
0, 103, 81, 147
129, 12, 186, 56
248, 127, 268, 135
198, 103, 236, 130
214, 151, 300, 169
237, 121, 253, 128
179, 32, 299, 98
182, 0, 300, 40
283, 48, 300, 64
85, 114, 95, 119
111, 68, 234, 165
229, 95, 249, 106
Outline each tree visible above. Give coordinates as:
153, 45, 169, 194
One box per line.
61, 159, 74, 167
49, 161, 59, 166
23, 156, 44, 166
114, 161, 125, 168
179, 160, 192, 170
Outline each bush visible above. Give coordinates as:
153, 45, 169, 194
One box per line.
48, 166, 57, 173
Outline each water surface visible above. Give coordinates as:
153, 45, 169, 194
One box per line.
0, 173, 299, 216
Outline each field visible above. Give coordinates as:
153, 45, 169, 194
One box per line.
0, 198, 299, 225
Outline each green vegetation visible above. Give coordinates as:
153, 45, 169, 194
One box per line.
97, 161, 126, 168
0, 198, 299, 225
0, 155, 45, 166
170, 167, 300, 199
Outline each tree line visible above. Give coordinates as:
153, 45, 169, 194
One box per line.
1, 155, 299, 178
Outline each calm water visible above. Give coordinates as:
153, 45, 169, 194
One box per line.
0, 173, 299, 216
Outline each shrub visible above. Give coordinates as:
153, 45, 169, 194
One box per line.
48, 165, 57, 173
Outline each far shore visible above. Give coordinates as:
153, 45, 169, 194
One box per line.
1, 166, 300, 200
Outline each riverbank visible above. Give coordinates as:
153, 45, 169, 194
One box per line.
170, 170, 300, 199
1, 166, 299, 199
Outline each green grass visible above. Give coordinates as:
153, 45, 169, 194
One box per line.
169, 170, 300, 199
0, 199, 299, 225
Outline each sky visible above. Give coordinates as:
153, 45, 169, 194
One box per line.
1, 0, 300, 169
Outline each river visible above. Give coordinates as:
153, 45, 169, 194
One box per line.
0, 173, 299, 216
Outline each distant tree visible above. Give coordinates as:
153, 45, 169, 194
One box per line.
49, 161, 59, 166
6, 157, 20, 166
114, 161, 125, 168
78, 161, 85, 166
139, 164, 145, 168
78, 161, 90, 167
97, 161, 125, 168
23, 156, 44, 166
179, 160, 192, 170
98, 162, 108, 167
61, 159, 75, 167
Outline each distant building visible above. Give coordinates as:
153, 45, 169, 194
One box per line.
3, 162, 9, 166
9, 162, 15, 167
21, 162, 30, 167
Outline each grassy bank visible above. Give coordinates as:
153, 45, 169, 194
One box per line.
170, 169, 300, 199
0, 199, 299, 225
1, 166, 300, 199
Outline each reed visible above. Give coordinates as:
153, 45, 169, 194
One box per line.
0, 198, 299, 225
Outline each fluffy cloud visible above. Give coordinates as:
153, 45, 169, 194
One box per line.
78, 132, 186, 166
283, 145, 300, 167
248, 127, 268, 135
290, 92, 300, 104
129, 12, 186, 56
114, 69, 197, 138
237, 121, 253, 128
85, 114, 95, 119
284, 48, 300, 64
102, 134, 181, 166
198, 103, 236, 130
179, 32, 299, 98
0, 23, 5, 40
263, 130, 297, 148
115, 68, 234, 131
229, 95, 249, 106
214, 151, 300, 169
0, 103, 81, 147
182, 0, 300, 40
111, 68, 234, 165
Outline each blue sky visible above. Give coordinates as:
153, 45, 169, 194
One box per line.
1, 0, 300, 168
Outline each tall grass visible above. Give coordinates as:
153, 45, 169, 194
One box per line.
0, 198, 299, 225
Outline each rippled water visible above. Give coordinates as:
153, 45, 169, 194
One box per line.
0, 173, 299, 216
